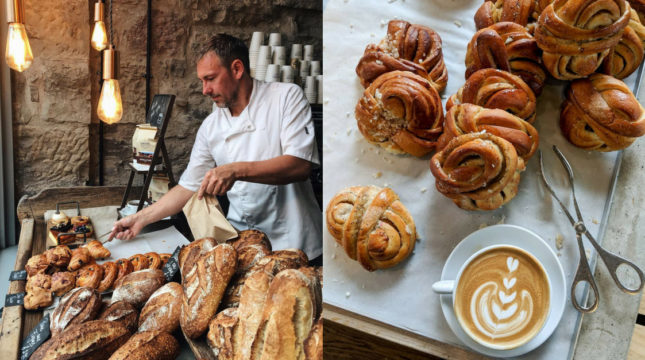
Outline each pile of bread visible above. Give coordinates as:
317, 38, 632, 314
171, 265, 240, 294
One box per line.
29, 230, 322, 360
352, 0, 645, 211
23, 240, 171, 310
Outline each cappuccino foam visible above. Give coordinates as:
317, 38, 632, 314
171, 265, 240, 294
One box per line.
454, 246, 550, 349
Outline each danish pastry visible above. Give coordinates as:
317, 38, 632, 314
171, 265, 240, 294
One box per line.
447, 68, 537, 124
97, 261, 118, 292
560, 73, 645, 151
76, 263, 104, 289
438, 104, 539, 161
356, 20, 448, 92
159, 253, 171, 267
602, 9, 645, 79
145, 252, 163, 269
325, 186, 416, 271
465, 22, 546, 95
68, 247, 93, 271
430, 132, 525, 211
355, 71, 444, 157
474, 0, 536, 30
115, 258, 134, 281
129, 254, 150, 271
534, 0, 630, 80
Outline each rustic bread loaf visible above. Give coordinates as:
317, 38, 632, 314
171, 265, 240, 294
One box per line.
179, 237, 217, 282
249, 268, 321, 360
221, 244, 271, 309
108, 330, 179, 360
98, 300, 139, 332
304, 318, 323, 360
181, 243, 237, 339
233, 269, 275, 360
227, 229, 272, 252
138, 282, 183, 333
206, 308, 238, 360
110, 269, 166, 308
31, 320, 131, 360
51, 287, 102, 336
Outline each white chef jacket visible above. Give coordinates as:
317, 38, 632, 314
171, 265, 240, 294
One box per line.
179, 79, 322, 259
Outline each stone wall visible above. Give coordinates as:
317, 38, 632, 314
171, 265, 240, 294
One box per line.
12, 0, 322, 199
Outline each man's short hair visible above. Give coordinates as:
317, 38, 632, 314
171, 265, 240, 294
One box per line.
198, 33, 250, 74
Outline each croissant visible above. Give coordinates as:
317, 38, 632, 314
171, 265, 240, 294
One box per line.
85, 240, 111, 259
447, 68, 537, 124
97, 261, 118, 292
474, 0, 536, 30
68, 247, 93, 271
356, 20, 448, 92
438, 104, 539, 161
430, 132, 525, 211
534, 0, 630, 80
325, 186, 416, 271
355, 71, 444, 157
75, 263, 104, 289
602, 9, 645, 79
466, 22, 546, 96
560, 73, 645, 151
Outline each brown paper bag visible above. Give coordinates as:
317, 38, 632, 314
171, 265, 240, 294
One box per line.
182, 193, 238, 242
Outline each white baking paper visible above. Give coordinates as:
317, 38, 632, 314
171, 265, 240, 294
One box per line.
322, 0, 642, 358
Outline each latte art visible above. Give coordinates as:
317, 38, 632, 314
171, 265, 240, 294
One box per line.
455, 247, 550, 349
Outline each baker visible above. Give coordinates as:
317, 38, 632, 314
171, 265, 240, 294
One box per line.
108, 33, 322, 263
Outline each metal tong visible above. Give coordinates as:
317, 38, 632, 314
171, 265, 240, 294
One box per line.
538, 146, 645, 313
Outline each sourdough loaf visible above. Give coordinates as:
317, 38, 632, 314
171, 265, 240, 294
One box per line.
181, 243, 237, 339
138, 281, 183, 333
98, 300, 139, 332
108, 330, 179, 360
110, 269, 165, 308
179, 237, 217, 281
233, 269, 274, 360
221, 243, 271, 309
304, 319, 323, 360
206, 308, 238, 360
50, 287, 102, 336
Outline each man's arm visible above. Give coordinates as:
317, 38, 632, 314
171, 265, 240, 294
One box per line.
108, 184, 195, 241
197, 155, 311, 199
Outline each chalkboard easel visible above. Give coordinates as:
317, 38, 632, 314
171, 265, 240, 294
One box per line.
120, 94, 177, 213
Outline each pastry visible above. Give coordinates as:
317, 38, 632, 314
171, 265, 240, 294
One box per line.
51, 271, 76, 296
76, 263, 104, 289
111, 269, 166, 308
325, 186, 416, 271
50, 287, 102, 336
474, 0, 537, 30
560, 73, 645, 151
144, 252, 162, 269
25, 254, 49, 277
159, 253, 171, 267
115, 258, 134, 281
129, 254, 150, 271
438, 103, 539, 161
98, 300, 139, 332
430, 132, 525, 210
602, 9, 645, 79
108, 330, 179, 360
86, 240, 111, 259
97, 261, 118, 292
138, 282, 183, 333
206, 308, 238, 360
44, 245, 72, 268
629, 0, 645, 23
465, 22, 546, 95
181, 243, 237, 339
24, 273, 53, 310
534, 0, 630, 80
355, 71, 444, 157
356, 19, 448, 92
72, 216, 94, 238
68, 247, 93, 271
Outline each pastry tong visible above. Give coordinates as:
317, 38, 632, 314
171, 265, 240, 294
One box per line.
538, 146, 644, 313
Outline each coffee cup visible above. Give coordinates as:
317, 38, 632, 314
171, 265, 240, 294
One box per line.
304, 44, 314, 61
272, 46, 287, 65
249, 31, 264, 52
291, 44, 303, 61
432, 244, 551, 351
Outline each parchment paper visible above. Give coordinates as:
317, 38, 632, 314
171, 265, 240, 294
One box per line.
322, 0, 642, 358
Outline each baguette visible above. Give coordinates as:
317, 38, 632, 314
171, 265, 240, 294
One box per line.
110, 269, 166, 308
138, 282, 183, 333
108, 330, 179, 360
50, 287, 102, 336
206, 308, 238, 360
181, 243, 237, 339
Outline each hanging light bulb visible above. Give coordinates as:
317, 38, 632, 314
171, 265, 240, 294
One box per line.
91, 1, 107, 51
5, 0, 33, 72
98, 45, 123, 124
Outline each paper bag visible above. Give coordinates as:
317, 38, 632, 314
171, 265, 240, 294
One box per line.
182, 193, 238, 242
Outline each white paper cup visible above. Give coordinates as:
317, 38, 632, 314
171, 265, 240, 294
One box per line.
250, 31, 264, 52
258, 45, 271, 65
304, 76, 317, 103
310, 60, 321, 76
316, 75, 323, 104
304, 44, 314, 61
265, 64, 281, 82
281, 65, 295, 83
272, 46, 287, 66
300, 60, 311, 77
291, 44, 303, 61
268, 32, 281, 47
254, 62, 268, 81
249, 49, 260, 72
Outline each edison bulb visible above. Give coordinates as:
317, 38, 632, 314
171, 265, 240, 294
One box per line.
91, 21, 108, 51
98, 79, 123, 124
5, 23, 33, 72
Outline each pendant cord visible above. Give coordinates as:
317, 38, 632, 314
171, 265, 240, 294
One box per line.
109, 0, 113, 46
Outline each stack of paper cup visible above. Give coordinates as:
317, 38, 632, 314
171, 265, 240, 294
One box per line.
304, 76, 317, 104
269, 33, 281, 51
299, 60, 311, 87
249, 31, 264, 77
272, 46, 287, 66
291, 44, 303, 61
310, 60, 321, 77
255, 45, 271, 81
316, 75, 323, 104
304, 45, 314, 61
265, 64, 281, 83
281, 65, 295, 83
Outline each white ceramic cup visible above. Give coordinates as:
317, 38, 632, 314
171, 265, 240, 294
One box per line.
272, 46, 287, 65
304, 44, 314, 61
291, 44, 303, 60
250, 31, 264, 52
432, 244, 553, 351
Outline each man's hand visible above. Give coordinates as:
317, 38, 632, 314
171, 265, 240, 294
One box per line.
197, 163, 240, 199
107, 213, 147, 241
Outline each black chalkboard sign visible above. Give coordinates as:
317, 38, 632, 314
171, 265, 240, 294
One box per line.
20, 314, 51, 360
0, 306, 3, 319
5, 292, 25, 307
146, 94, 174, 129
162, 246, 182, 282
9, 270, 28, 281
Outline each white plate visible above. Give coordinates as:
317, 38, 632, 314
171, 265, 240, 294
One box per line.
439, 224, 567, 358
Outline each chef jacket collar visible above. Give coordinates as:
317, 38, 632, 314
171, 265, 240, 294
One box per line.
223, 79, 259, 138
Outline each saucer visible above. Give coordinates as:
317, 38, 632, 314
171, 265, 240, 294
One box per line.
438, 224, 566, 358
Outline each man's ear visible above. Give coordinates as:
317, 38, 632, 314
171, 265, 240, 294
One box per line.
230, 59, 245, 80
